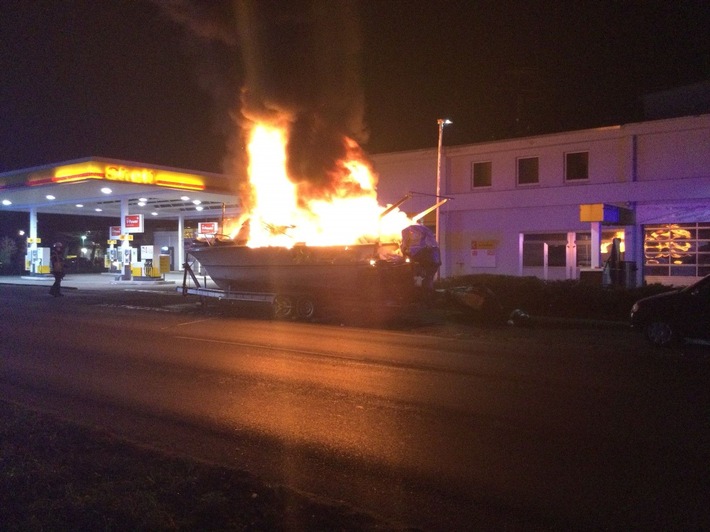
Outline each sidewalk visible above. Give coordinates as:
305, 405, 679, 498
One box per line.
0, 271, 215, 291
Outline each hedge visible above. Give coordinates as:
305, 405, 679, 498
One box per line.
436, 275, 676, 322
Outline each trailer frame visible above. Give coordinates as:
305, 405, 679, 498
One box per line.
178, 259, 321, 320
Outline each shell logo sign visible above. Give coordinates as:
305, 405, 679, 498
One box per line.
47, 161, 206, 191
106, 165, 155, 184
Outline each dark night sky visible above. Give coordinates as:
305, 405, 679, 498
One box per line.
1, 0, 708, 176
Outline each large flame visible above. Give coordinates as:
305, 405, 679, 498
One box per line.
233, 121, 412, 248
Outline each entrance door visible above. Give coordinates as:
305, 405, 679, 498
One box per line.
575, 230, 626, 278
522, 233, 571, 280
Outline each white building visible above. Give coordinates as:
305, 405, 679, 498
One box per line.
372, 113, 710, 287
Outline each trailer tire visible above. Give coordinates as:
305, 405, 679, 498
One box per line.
296, 296, 316, 320
273, 294, 295, 320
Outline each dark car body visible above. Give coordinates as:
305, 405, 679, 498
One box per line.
630, 274, 710, 346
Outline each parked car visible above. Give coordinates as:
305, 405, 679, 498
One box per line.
630, 274, 710, 346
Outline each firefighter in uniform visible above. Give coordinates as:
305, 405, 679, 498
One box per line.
49, 242, 65, 297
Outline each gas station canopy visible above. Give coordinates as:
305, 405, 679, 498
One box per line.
0, 156, 240, 220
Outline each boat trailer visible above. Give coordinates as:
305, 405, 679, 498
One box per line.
177, 259, 318, 320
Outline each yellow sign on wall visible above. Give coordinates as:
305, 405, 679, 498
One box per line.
471, 240, 498, 250
579, 203, 633, 224
580, 204, 605, 222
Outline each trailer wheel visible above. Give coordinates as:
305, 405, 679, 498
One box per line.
296, 297, 316, 320
273, 295, 295, 320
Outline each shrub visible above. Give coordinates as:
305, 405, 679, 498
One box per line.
0, 237, 19, 274
437, 274, 675, 322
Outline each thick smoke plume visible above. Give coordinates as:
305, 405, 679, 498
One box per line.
152, 0, 369, 204
151, 0, 238, 45
150, 0, 242, 182
235, 0, 369, 198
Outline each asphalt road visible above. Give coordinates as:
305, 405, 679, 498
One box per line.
1, 281, 708, 530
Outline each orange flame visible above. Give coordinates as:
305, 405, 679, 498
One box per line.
233, 121, 411, 248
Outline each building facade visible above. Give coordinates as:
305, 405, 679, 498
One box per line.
372, 114, 710, 287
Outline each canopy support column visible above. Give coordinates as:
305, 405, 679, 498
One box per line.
29, 207, 38, 250
119, 198, 131, 278
177, 214, 184, 271
590, 221, 601, 268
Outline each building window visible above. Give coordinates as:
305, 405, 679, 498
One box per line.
517, 157, 538, 185
471, 161, 492, 188
565, 151, 588, 181
643, 222, 710, 277
522, 233, 567, 267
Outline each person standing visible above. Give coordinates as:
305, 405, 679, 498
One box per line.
401, 223, 441, 300
49, 242, 65, 297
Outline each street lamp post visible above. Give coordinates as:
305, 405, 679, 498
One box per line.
435, 118, 452, 275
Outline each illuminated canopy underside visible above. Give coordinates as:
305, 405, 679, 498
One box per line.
0, 157, 240, 220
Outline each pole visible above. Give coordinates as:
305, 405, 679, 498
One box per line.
435, 118, 451, 277
435, 120, 443, 245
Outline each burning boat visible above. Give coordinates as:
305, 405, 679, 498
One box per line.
173, 1, 446, 319
182, 114, 441, 319
187, 239, 418, 318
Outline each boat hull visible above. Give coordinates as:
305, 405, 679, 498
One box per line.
187, 243, 415, 306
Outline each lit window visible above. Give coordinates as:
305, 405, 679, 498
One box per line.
644, 223, 710, 277
517, 157, 538, 185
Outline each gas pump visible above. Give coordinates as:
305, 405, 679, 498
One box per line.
120, 247, 135, 280
106, 247, 118, 271
139, 245, 160, 277
26, 247, 50, 274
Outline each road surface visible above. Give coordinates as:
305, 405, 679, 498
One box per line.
1, 283, 708, 529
